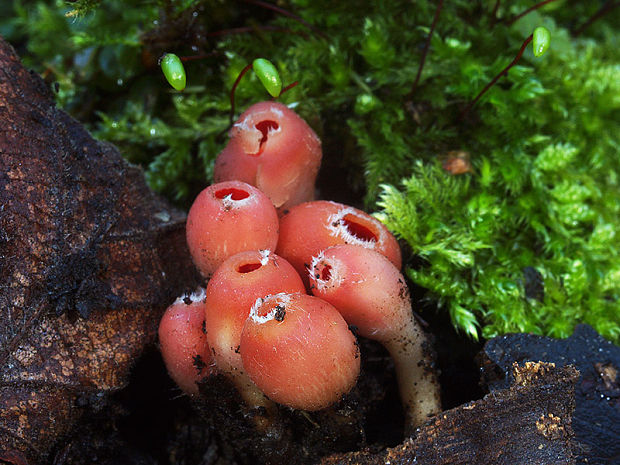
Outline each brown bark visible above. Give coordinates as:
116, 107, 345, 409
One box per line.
322, 362, 578, 465
0, 36, 197, 464
481, 324, 620, 465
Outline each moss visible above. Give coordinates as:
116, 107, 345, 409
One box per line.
3, 0, 619, 342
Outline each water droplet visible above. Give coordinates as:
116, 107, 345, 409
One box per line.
117, 78, 124, 86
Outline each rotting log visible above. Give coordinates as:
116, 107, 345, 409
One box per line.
482, 324, 620, 465
0, 36, 198, 464
322, 362, 577, 465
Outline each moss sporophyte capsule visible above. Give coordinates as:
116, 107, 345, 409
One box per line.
160, 53, 187, 91
532, 26, 551, 57
252, 58, 282, 97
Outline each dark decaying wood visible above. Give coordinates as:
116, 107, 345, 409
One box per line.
0, 36, 198, 464
322, 362, 578, 465
482, 324, 620, 465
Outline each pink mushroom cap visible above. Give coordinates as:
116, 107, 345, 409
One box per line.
276, 200, 402, 287
186, 180, 279, 278
204, 250, 305, 380
241, 292, 360, 411
214, 101, 322, 209
158, 289, 214, 395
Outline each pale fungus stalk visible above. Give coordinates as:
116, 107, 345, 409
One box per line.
309, 245, 441, 433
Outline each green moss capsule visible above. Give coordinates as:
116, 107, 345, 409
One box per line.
160, 53, 186, 91
532, 26, 551, 57
252, 58, 282, 98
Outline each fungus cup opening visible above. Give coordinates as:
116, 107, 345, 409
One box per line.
310, 252, 342, 291
236, 262, 262, 273
328, 208, 383, 247
214, 187, 250, 201
250, 119, 280, 156
342, 215, 378, 242
320, 264, 332, 281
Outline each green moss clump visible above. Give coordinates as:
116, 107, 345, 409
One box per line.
3, 0, 619, 342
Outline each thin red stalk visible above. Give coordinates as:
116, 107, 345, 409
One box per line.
243, 0, 328, 40
490, 0, 501, 25
279, 80, 299, 96
573, 1, 620, 36
504, 0, 560, 26
206, 25, 300, 38
459, 34, 533, 121
409, 0, 444, 97
229, 63, 253, 124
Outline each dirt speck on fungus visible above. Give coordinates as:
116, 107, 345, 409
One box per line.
274, 304, 286, 322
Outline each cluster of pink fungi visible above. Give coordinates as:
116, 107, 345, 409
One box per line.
158, 101, 441, 432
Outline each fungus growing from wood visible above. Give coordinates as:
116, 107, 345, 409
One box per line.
185, 180, 279, 278
214, 101, 322, 209
308, 245, 441, 431
240, 292, 360, 411
158, 288, 214, 395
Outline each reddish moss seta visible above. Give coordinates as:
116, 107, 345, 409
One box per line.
276, 200, 401, 287
214, 101, 322, 209
185, 180, 278, 278
240, 293, 360, 411
308, 245, 441, 431
158, 289, 214, 395
204, 250, 304, 395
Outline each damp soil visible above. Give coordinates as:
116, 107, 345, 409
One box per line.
106, 297, 484, 465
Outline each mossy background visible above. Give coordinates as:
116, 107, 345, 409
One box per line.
3, 0, 619, 343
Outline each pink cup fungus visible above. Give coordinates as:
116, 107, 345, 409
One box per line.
213, 101, 322, 210
158, 288, 214, 396
204, 250, 305, 412
276, 200, 402, 286
186, 180, 279, 278
240, 292, 360, 411
308, 245, 441, 431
